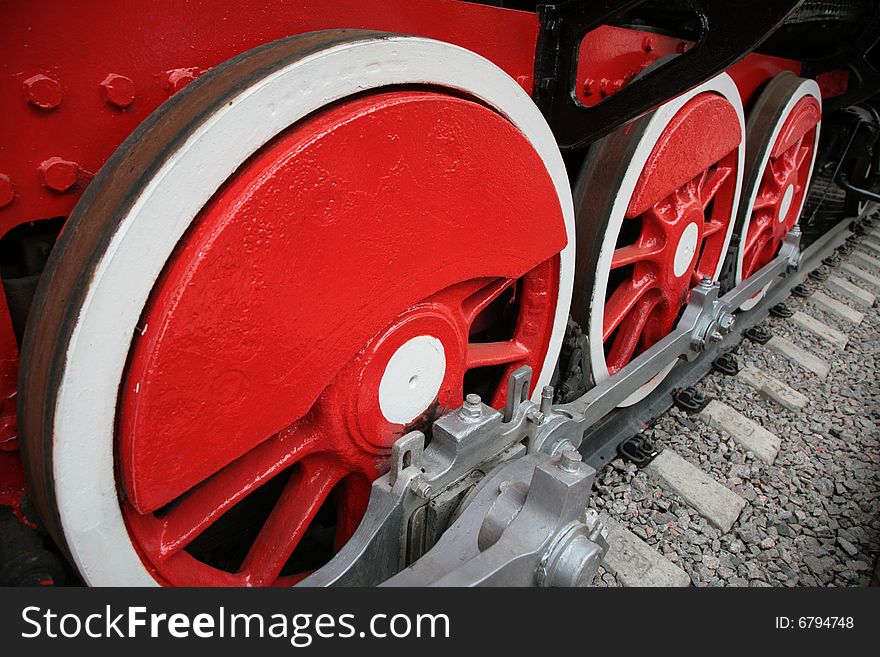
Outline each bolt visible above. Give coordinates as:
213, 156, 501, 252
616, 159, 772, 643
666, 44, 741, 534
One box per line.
22, 74, 63, 110
460, 393, 482, 420
642, 36, 656, 52
526, 407, 545, 425
100, 74, 136, 108
582, 78, 595, 96
710, 330, 724, 342
0, 175, 14, 208
612, 78, 625, 92
410, 479, 433, 498
700, 276, 712, 287
558, 450, 582, 473
718, 312, 735, 332
598, 78, 611, 97
39, 157, 79, 192
165, 67, 201, 94
540, 386, 554, 415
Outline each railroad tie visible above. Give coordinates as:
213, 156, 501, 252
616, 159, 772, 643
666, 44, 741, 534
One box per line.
810, 291, 864, 325
789, 311, 848, 349
851, 250, 880, 272
737, 365, 810, 412
644, 450, 746, 533
765, 336, 831, 378
824, 275, 876, 307
840, 262, 880, 290
697, 400, 781, 465
599, 515, 691, 587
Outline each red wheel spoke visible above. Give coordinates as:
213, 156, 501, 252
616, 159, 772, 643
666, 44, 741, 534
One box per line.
461, 278, 516, 327
751, 190, 778, 211
744, 219, 772, 256
240, 456, 344, 586
611, 243, 663, 270
794, 143, 810, 169
155, 422, 325, 556
699, 164, 732, 210
606, 294, 659, 374
603, 276, 654, 341
466, 340, 530, 369
743, 231, 774, 276
702, 220, 725, 238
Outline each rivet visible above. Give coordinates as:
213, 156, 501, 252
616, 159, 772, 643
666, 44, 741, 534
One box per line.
165, 67, 201, 94
599, 78, 611, 97
582, 78, 595, 96
22, 74, 63, 110
39, 157, 79, 192
0, 175, 14, 208
642, 36, 656, 52
101, 74, 136, 108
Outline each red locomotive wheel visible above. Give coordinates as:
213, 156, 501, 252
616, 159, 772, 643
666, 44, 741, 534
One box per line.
735, 73, 821, 310
571, 73, 744, 406
18, 33, 574, 585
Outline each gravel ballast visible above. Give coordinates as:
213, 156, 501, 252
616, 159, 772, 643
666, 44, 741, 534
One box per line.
592, 241, 880, 587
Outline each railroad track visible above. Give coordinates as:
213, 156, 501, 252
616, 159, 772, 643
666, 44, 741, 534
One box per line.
590, 213, 880, 587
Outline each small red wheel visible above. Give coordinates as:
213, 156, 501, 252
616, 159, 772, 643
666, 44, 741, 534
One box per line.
572, 73, 745, 406
18, 33, 574, 586
735, 73, 821, 311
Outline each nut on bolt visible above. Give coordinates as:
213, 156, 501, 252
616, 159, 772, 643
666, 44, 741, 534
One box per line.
22, 74, 63, 110
410, 479, 433, 498
101, 74, 136, 108
459, 393, 482, 421
39, 157, 79, 192
558, 450, 582, 474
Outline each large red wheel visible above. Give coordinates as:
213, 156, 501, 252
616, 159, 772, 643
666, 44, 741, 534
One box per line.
734, 73, 821, 310
571, 74, 744, 406
18, 33, 574, 586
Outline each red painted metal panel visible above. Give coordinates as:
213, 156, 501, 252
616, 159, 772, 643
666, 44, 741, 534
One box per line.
0, 0, 540, 233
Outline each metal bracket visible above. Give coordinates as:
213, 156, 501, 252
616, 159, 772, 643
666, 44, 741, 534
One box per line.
383, 452, 608, 587
533, 0, 803, 150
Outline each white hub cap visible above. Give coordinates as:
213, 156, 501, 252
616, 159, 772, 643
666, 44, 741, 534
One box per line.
378, 335, 446, 424
779, 184, 795, 223
673, 222, 700, 278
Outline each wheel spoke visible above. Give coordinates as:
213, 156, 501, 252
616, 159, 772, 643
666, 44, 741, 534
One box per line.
462, 278, 516, 327
603, 275, 654, 342
155, 420, 325, 557
744, 219, 772, 257
794, 143, 810, 169
466, 340, 530, 368
700, 164, 732, 210
751, 189, 778, 211
606, 294, 659, 374
611, 243, 663, 270
425, 277, 516, 332
240, 455, 344, 586
702, 219, 725, 238
743, 230, 775, 276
